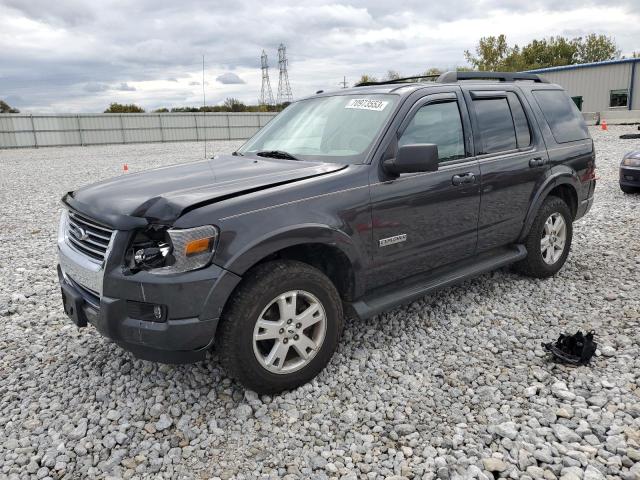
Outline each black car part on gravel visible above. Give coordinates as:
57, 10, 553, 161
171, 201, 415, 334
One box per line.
542, 330, 597, 365
619, 134, 640, 139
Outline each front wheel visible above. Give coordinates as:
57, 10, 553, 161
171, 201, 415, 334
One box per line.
215, 260, 343, 394
515, 196, 573, 278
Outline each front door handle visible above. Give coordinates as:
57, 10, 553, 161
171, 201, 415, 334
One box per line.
529, 157, 545, 167
452, 173, 476, 186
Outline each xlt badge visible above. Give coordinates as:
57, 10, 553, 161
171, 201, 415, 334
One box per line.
379, 234, 407, 247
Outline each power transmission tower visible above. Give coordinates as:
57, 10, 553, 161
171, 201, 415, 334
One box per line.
260, 50, 274, 106
277, 44, 293, 104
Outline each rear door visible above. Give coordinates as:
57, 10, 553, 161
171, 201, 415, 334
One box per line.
367, 90, 481, 289
462, 86, 550, 252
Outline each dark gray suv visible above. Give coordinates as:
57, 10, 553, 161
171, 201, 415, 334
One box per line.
58, 71, 596, 393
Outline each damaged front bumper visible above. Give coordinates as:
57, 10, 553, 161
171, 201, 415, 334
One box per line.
57, 214, 241, 364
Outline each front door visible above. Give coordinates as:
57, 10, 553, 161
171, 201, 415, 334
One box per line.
367, 91, 481, 290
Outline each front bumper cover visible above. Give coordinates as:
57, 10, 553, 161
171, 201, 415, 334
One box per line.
57, 219, 241, 364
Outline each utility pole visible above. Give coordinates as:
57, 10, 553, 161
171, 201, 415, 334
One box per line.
339, 76, 348, 89
259, 50, 275, 106
276, 44, 293, 104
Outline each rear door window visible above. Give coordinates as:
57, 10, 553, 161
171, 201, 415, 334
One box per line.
532, 89, 589, 144
507, 92, 531, 148
472, 98, 517, 154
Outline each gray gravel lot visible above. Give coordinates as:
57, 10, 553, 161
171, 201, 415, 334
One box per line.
1, 129, 639, 480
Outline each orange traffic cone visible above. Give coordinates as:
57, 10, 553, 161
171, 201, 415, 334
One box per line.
123, 163, 129, 173
601, 120, 608, 131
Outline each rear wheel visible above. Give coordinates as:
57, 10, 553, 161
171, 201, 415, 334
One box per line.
216, 260, 343, 394
515, 196, 573, 278
620, 184, 640, 194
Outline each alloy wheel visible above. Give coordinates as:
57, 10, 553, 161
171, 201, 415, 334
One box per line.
540, 212, 567, 265
252, 290, 327, 374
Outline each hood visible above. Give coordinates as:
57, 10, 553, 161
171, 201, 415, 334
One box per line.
64, 155, 345, 228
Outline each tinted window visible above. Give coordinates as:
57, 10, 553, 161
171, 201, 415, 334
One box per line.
610, 89, 628, 108
533, 89, 589, 144
507, 92, 531, 148
473, 98, 517, 154
399, 101, 465, 161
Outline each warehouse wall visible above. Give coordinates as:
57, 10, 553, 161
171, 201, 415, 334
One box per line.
0, 112, 278, 149
537, 63, 634, 113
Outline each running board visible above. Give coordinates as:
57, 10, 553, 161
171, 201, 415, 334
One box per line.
349, 245, 527, 320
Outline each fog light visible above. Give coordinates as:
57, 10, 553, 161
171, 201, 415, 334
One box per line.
126, 301, 166, 322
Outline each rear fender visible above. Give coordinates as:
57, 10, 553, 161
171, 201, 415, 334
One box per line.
517, 170, 580, 243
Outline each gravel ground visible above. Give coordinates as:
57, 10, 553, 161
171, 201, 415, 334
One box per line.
0, 129, 639, 480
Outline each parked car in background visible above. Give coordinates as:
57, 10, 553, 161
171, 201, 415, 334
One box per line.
57, 71, 596, 393
620, 150, 640, 193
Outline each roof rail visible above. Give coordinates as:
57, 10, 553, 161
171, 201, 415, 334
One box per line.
436, 71, 548, 83
355, 74, 440, 87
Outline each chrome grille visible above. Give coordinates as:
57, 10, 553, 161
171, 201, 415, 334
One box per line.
66, 210, 114, 262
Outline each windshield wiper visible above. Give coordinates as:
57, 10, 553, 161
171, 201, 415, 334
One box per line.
255, 150, 300, 161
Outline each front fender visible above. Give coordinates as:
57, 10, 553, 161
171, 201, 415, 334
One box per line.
220, 223, 366, 297
517, 169, 580, 243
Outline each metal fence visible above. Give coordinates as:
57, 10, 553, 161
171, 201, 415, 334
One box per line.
0, 112, 278, 149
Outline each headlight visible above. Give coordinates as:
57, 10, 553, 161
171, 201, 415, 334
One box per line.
129, 225, 219, 275
622, 156, 640, 167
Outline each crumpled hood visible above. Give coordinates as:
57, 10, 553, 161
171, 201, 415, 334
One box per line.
64, 155, 345, 228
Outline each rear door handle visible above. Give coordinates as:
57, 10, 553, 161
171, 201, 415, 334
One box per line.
452, 173, 476, 186
529, 157, 545, 167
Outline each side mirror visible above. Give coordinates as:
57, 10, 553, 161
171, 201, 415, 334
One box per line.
383, 144, 439, 175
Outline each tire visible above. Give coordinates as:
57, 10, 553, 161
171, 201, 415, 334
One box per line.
215, 260, 343, 394
514, 196, 573, 278
620, 184, 640, 194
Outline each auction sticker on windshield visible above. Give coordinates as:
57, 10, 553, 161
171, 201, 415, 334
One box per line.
345, 98, 389, 111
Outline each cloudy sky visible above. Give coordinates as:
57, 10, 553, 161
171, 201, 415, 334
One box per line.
1, 0, 638, 113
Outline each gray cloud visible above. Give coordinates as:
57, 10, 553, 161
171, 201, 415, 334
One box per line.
216, 72, 246, 84
115, 83, 136, 91
1, 0, 638, 112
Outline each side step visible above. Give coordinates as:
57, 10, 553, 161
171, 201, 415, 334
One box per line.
349, 245, 527, 320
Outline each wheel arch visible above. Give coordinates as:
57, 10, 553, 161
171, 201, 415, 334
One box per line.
221, 224, 365, 302
518, 173, 579, 243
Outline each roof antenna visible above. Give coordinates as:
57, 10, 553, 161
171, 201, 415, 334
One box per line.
202, 54, 207, 159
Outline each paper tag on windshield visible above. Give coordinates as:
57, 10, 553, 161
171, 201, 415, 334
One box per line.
345, 98, 388, 111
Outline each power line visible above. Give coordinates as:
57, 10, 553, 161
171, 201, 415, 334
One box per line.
276, 44, 293, 104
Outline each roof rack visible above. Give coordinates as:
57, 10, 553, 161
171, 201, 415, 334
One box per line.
355, 74, 440, 87
355, 71, 548, 87
436, 71, 548, 83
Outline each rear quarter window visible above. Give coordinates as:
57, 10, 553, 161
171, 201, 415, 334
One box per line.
532, 89, 589, 144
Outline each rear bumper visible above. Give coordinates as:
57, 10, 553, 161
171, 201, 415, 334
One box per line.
620, 166, 640, 187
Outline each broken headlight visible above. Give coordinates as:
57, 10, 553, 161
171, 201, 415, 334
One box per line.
128, 225, 219, 275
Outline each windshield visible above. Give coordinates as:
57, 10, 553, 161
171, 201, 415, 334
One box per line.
237, 94, 399, 164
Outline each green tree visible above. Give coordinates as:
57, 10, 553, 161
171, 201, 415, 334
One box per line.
423, 67, 443, 76
0, 100, 20, 113
223, 97, 246, 112
357, 74, 378, 85
519, 37, 575, 70
104, 102, 145, 113
153, 107, 169, 113
574, 34, 620, 63
384, 70, 401, 81
464, 35, 515, 71
465, 34, 620, 72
